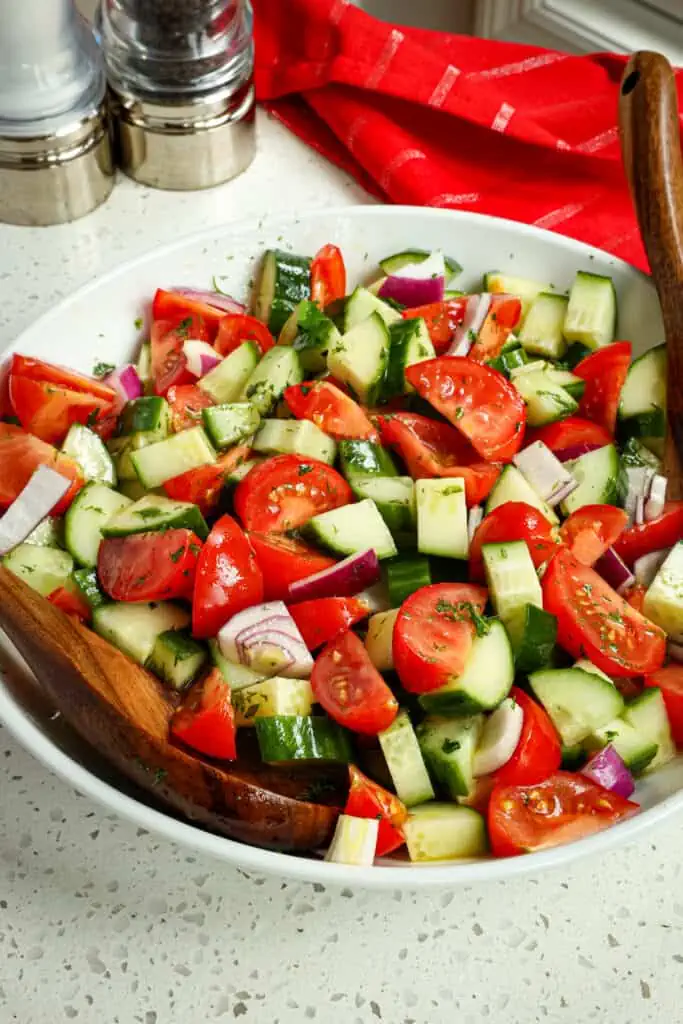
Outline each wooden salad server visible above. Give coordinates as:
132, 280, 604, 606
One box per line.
619, 50, 683, 499
0, 565, 344, 851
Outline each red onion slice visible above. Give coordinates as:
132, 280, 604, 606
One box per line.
581, 745, 635, 799
287, 549, 380, 603
513, 441, 578, 506
467, 505, 483, 542
171, 287, 245, 314
0, 466, 71, 555
378, 253, 446, 308
218, 601, 313, 678
445, 293, 492, 356
594, 547, 636, 595
183, 340, 222, 378
645, 474, 667, 522
104, 363, 143, 404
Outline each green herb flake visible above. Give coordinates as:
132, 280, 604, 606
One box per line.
441, 738, 461, 754
169, 547, 185, 564
93, 361, 115, 379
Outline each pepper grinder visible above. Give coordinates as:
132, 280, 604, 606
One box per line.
98, 0, 256, 190
0, 0, 114, 226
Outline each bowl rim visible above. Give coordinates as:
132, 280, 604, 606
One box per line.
1, 203, 677, 888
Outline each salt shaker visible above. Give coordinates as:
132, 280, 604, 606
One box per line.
0, 0, 114, 226
98, 0, 256, 190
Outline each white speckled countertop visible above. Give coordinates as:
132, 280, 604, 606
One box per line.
1, 111, 682, 1024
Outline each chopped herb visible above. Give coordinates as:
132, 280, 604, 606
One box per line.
152, 767, 167, 786
299, 384, 312, 397
176, 317, 193, 338
604, 730, 618, 742
441, 738, 461, 754
454, 406, 464, 420
134, 317, 144, 331
135, 507, 161, 519
86, 410, 100, 428
169, 547, 185, 563
93, 361, 115, 379
298, 464, 313, 476
189, 543, 201, 556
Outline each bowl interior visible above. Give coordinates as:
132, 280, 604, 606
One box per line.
0, 204, 679, 887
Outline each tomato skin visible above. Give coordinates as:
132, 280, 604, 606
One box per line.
0, 423, 83, 513
625, 583, 647, 613
311, 244, 346, 307
192, 515, 264, 638
488, 771, 638, 857
164, 445, 250, 517
289, 597, 370, 650
47, 586, 91, 623
284, 380, 378, 441
167, 383, 215, 432
10, 354, 117, 403
152, 289, 224, 339
234, 455, 353, 533
405, 356, 526, 462
469, 296, 522, 362
645, 666, 683, 745
98, 529, 202, 602
469, 502, 558, 582
560, 504, 628, 566
542, 547, 666, 677
215, 314, 275, 356
493, 688, 561, 787
311, 631, 398, 735
376, 411, 501, 505
574, 342, 632, 434
150, 320, 194, 396
247, 532, 335, 601
170, 668, 237, 760
344, 765, 408, 856
9, 375, 114, 446
393, 582, 488, 693
401, 298, 468, 353
613, 502, 683, 567
528, 416, 612, 452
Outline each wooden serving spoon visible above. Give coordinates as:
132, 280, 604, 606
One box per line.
0, 566, 344, 851
619, 50, 683, 499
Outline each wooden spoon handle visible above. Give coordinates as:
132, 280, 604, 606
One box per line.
619, 51, 683, 497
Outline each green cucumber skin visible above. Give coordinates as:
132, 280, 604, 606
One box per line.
260, 250, 311, 335
255, 716, 353, 764
513, 605, 557, 673
339, 440, 398, 480
386, 556, 432, 606
120, 397, 169, 435
72, 568, 108, 609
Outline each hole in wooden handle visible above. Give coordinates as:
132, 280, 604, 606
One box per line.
622, 70, 640, 95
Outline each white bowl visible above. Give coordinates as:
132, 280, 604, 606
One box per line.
0, 205, 679, 889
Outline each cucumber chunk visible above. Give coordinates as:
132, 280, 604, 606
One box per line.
483, 271, 551, 321
589, 688, 674, 775
62, 424, 117, 485
618, 344, 666, 439
131, 426, 216, 489
513, 604, 557, 672
416, 478, 468, 560
239, 346, 303, 416
24, 516, 63, 549
383, 318, 435, 399
254, 715, 352, 764
381, 248, 462, 279
560, 444, 623, 515
253, 249, 311, 335
403, 803, 487, 861
512, 367, 579, 426
306, 499, 398, 560
233, 677, 314, 725
518, 292, 569, 359
120, 396, 170, 436
378, 710, 435, 807
102, 495, 209, 539
364, 609, 399, 672
202, 402, 260, 450
563, 271, 617, 350
72, 567, 108, 609
482, 541, 543, 649
92, 601, 190, 666
343, 286, 402, 332
324, 815, 379, 866
148, 630, 207, 691
643, 542, 683, 640
197, 341, 260, 404
529, 666, 624, 746
208, 638, 267, 690
485, 464, 558, 525
64, 481, 132, 568
352, 476, 416, 543
386, 556, 431, 607
290, 301, 342, 373
2, 544, 73, 597
252, 418, 336, 464
417, 715, 483, 798
338, 440, 398, 484
327, 311, 390, 406
418, 620, 514, 716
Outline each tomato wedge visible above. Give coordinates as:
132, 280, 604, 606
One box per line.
47, 586, 91, 623
542, 547, 666, 677
393, 582, 489, 694
574, 342, 632, 434
9, 375, 114, 446
311, 244, 346, 307
163, 445, 250, 517
10, 354, 117, 403
488, 771, 638, 857
645, 665, 683, 745
344, 765, 408, 856
152, 289, 224, 339
469, 502, 558, 582
469, 296, 522, 362
493, 688, 561, 787
150, 320, 195, 396
247, 532, 335, 601
215, 314, 275, 357
560, 504, 628, 566
192, 515, 264, 638
401, 298, 468, 353
376, 411, 501, 506
284, 380, 378, 441
289, 597, 370, 650
613, 501, 683, 567
0, 423, 83, 513
98, 529, 202, 602
528, 415, 612, 453
234, 455, 353, 533
170, 668, 237, 760
167, 383, 215, 432
311, 631, 398, 735
405, 357, 526, 462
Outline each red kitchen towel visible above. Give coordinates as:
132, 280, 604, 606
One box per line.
252, 0, 683, 273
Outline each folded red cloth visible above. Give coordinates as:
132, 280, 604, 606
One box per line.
252, 0, 683, 272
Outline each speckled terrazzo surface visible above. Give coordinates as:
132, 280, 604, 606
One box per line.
1, 111, 683, 1024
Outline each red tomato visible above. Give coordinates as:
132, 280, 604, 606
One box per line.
192, 515, 264, 638
311, 631, 398, 735
393, 582, 488, 694
47, 586, 91, 623
289, 597, 370, 650
344, 765, 408, 856
493, 688, 561, 787
9, 375, 114, 446
98, 529, 202, 602
528, 415, 612, 453
645, 666, 683, 745
284, 380, 378, 441
488, 771, 638, 857
542, 547, 666, 677
405, 357, 526, 462
10, 354, 117, 403
574, 342, 632, 434
376, 411, 501, 506
170, 668, 236, 760
164, 445, 250, 517
234, 455, 353, 533
167, 383, 215, 432
215, 314, 275, 357
613, 502, 683, 567
560, 504, 628, 566
625, 583, 647, 613
311, 244, 346, 307
469, 296, 522, 362
468, 502, 558, 582
247, 532, 335, 601
152, 289, 224, 339
401, 298, 468, 353
150, 320, 194, 396
0, 423, 83, 513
